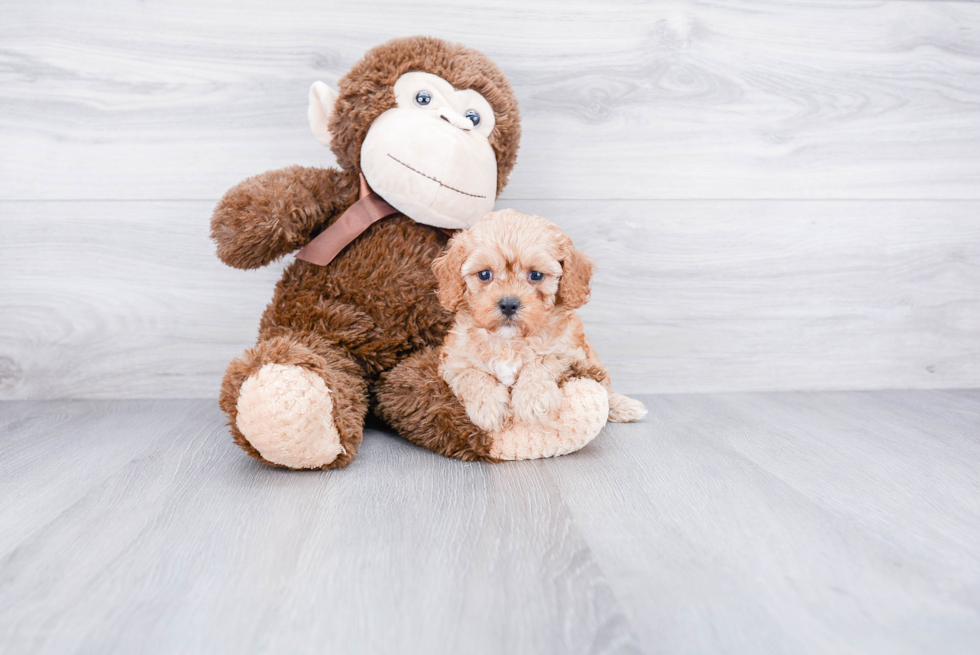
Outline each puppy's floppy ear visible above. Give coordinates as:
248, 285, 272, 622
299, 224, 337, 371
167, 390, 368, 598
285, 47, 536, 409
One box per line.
557, 237, 595, 310
432, 231, 471, 312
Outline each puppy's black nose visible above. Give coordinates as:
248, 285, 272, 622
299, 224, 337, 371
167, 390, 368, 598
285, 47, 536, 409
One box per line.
498, 297, 521, 317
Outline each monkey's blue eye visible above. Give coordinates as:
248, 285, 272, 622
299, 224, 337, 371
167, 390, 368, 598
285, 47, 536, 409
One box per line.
415, 90, 432, 106
464, 109, 480, 126
528, 271, 544, 282
478, 270, 493, 282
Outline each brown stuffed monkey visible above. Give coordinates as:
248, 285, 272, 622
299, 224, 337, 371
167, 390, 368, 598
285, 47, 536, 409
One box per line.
212, 36, 611, 469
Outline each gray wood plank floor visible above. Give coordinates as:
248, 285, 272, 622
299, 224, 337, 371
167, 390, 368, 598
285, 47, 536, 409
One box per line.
1, 391, 978, 654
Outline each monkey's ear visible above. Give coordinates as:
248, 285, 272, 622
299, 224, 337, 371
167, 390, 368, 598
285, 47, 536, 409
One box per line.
432, 232, 471, 312
308, 81, 339, 147
557, 240, 595, 310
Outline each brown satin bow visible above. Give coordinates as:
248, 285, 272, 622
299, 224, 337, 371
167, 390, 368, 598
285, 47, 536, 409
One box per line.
295, 173, 402, 266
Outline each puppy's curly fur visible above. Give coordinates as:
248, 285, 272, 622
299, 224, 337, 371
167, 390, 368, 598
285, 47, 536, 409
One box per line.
433, 209, 647, 432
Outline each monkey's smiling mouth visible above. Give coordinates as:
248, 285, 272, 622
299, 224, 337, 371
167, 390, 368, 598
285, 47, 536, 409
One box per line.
387, 154, 487, 199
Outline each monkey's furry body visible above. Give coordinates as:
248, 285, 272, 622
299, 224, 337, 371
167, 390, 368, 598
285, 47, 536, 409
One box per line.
212, 37, 636, 469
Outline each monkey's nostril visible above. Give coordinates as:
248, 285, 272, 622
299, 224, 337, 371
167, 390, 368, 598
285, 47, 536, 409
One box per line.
497, 297, 521, 317
437, 108, 473, 131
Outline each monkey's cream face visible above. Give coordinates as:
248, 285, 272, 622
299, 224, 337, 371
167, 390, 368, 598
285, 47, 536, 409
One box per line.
359, 72, 498, 229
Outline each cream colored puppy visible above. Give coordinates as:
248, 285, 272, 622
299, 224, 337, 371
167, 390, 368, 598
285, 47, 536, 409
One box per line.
433, 209, 647, 433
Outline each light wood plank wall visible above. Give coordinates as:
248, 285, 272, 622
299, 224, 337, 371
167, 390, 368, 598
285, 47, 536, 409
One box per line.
1, 0, 978, 399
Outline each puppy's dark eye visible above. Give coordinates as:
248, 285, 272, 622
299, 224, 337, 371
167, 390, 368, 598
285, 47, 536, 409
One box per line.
464, 109, 480, 126
478, 269, 493, 282
528, 270, 544, 282
415, 90, 432, 107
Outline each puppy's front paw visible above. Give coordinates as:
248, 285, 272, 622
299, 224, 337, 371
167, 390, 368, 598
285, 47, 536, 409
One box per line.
511, 379, 563, 427
608, 391, 648, 423
464, 384, 511, 433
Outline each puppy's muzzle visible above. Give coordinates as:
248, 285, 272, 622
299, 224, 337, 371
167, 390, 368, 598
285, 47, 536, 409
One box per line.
497, 297, 521, 318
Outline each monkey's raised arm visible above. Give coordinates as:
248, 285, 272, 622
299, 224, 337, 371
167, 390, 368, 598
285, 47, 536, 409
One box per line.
210, 165, 357, 270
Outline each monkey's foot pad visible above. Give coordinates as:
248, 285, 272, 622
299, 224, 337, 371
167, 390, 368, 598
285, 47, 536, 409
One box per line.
488, 378, 609, 460
236, 363, 344, 468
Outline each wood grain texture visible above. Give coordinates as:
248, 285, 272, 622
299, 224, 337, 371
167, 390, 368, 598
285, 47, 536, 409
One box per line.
1, 391, 978, 653
0, 201, 287, 399
559, 199, 980, 394
0, 400, 642, 655
1, 200, 977, 399
2, 0, 978, 398
2, 1, 980, 201
545, 389, 980, 654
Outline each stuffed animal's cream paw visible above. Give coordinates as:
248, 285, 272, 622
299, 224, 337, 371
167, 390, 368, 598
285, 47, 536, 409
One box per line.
235, 363, 344, 469
489, 378, 609, 460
